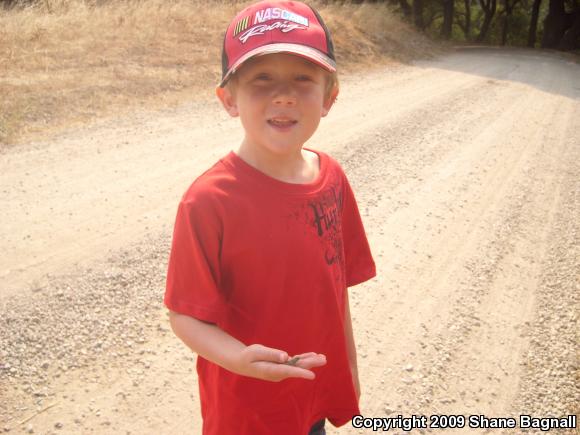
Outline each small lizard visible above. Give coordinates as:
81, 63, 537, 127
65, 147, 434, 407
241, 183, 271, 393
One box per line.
284, 356, 300, 366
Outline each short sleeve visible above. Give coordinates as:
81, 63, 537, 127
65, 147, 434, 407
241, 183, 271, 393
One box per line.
164, 193, 225, 323
341, 175, 376, 287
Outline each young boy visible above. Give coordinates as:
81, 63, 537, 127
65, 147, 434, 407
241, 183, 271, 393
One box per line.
164, 1, 376, 434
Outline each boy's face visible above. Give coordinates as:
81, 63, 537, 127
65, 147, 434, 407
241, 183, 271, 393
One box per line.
217, 53, 338, 157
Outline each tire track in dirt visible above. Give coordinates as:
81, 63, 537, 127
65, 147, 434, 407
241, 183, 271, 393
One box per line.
506, 100, 579, 434
316, 54, 512, 153
411, 97, 576, 426
340, 84, 541, 424
0, 101, 235, 299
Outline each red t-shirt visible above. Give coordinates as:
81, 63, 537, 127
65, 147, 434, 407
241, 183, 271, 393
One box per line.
164, 148, 376, 435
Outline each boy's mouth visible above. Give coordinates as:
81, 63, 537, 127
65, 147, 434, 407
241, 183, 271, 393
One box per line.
267, 118, 297, 128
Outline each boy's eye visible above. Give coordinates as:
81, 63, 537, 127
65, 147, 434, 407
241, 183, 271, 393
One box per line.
254, 73, 271, 81
296, 75, 313, 82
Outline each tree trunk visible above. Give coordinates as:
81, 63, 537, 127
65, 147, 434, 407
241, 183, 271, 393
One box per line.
527, 0, 542, 47
465, 0, 472, 39
441, 0, 455, 38
558, 8, 580, 50
399, 0, 413, 18
501, 0, 518, 45
501, 16, 508, 44
414, 0, 426, 29
477, 0, 497, 41
542, 0, 567, 47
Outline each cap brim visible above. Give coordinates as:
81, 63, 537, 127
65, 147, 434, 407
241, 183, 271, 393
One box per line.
219, 43, 336, 88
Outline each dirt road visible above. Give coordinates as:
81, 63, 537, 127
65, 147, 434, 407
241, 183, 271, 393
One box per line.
1, 47, 578, 434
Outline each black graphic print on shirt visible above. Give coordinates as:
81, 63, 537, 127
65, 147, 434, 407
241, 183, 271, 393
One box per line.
285, 182, 346, 287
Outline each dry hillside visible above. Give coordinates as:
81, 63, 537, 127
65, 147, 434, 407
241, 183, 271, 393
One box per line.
0, 0, 439, 145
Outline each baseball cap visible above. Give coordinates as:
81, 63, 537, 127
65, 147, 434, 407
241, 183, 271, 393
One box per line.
219, 1, 337, 87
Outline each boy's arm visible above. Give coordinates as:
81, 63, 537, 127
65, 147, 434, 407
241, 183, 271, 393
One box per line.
344, 291, 361, 401
168, 310, 326, 382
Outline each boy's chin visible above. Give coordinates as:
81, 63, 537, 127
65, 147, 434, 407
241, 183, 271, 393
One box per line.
243, 139, 309, 156
264, 144, 307, 156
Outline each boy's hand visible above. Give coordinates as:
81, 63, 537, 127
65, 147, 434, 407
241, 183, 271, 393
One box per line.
236, 344, 326, 382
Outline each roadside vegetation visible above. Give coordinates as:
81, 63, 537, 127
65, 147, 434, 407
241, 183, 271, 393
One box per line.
0, 0, 438, 145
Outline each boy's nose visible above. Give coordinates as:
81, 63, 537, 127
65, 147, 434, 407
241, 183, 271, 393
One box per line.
272, 84, 297, 106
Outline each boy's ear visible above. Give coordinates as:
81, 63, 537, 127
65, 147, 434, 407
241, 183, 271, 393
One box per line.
321, 86, 339, 117
216, 86, 239, 117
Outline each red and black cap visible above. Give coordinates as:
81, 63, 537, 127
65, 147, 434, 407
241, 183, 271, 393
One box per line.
219, 1, 336, 87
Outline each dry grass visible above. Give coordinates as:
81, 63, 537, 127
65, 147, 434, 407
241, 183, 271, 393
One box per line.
0, 0, 439, 145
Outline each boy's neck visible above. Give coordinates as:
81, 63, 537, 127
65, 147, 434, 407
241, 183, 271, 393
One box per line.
234, 143, 319, 184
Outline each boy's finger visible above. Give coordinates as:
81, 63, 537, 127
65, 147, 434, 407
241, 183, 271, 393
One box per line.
295, 353, 326, 369
286, 366, 316, 380
293, 352, 327, 361
262, 362, 316, 381
292, 352, 319, 359
248, 344, 288, 363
